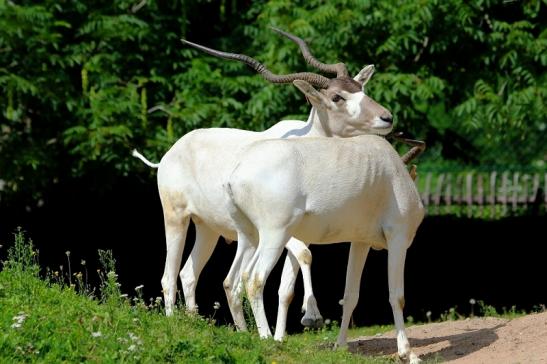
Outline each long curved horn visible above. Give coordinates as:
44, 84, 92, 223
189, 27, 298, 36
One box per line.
270, 26, 349, 78
391, 132, 426, 164
181, 39, 330, 89
401, 144, 426, 165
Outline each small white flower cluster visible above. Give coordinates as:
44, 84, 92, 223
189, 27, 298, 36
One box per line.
213, 301, 221, 310
11, 312, 27, 329
119, 332, 143, 354
91, 331, 102, 338
134, 285, 144, 292
15, 343, 39, 355
128, 332, 142, 345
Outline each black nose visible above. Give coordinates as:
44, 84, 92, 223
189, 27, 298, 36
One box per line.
380, 114, 393, 124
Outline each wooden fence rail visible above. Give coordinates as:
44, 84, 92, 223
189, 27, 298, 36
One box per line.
418, 171, 546, 218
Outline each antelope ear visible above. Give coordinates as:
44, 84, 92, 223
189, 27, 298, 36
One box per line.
293, 80, 333, 109
353, 64, 375, 86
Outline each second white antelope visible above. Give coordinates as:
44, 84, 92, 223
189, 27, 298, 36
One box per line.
226, 134, 425, 363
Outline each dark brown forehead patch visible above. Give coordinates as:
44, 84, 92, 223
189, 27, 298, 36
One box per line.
327, 77, 362, 93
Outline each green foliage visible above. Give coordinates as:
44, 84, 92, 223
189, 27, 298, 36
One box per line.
0, 0, 545, 203
249, 0, 546, 167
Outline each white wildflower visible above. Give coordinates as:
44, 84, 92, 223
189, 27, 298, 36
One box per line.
134, 285, 144, 291
128, 344, 137, 352
65, 250, 71, 257
213, 301, 221, 310
128, 332, 143, 346
11, 312, 27, 328
338, 299, 345, 306
128, 332, 139, 341
12, 313, 27, 321
324, 319, 331, 325
469, 298, 476, 305
91, 331, 102, 338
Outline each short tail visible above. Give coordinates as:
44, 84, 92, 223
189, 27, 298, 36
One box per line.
132, 149, 160, 169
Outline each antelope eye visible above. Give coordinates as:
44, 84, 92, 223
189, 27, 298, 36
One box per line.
332, 94, 344, 102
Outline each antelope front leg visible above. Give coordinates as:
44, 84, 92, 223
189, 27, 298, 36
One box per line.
245, 229, 288, 338
388, 237, 420, 364
336, 243, 370, 347
223, 234, 256, 331
274, 251, 299, 341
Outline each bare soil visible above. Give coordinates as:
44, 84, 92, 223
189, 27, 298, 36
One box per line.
349, 311, 547, 363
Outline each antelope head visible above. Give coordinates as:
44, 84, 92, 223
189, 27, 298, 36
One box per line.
181, 27, 393, 137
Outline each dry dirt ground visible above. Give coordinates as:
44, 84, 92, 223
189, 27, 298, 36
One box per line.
349, 311, 547, 363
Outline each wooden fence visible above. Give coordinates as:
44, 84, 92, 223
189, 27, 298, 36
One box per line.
417, 171, 546, 218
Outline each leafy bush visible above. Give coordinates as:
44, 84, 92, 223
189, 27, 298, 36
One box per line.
0, 0, 545, 204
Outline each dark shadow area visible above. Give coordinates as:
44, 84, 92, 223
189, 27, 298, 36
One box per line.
349, 324, 505, 362
1, 177, 546, 333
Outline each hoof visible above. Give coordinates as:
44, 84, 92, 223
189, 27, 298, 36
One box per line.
399, 352, 421, 364
301, 315, 324, 328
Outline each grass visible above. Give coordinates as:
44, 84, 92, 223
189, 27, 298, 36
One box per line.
0, 231, 395, 363
1, 230, 538, 363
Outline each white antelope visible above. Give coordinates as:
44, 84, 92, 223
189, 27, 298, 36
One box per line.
132, 28, 394, 331
226, 134, 425, 363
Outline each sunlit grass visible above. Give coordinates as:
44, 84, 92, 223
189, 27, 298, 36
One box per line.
0, 231, 393, 363
2, 230, 537, 363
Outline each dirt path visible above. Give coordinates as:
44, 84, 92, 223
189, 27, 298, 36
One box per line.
349, 311, 547, 363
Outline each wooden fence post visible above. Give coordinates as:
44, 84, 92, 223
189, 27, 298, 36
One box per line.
433, 174, 444, 215
466, 173, 473, 218
422, 172, 432, 209
445, 174, 452, 215
512, 172, 520, 212
489, 172, 497, 219
476, 174, 484, 217
501, 172, 509, 215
